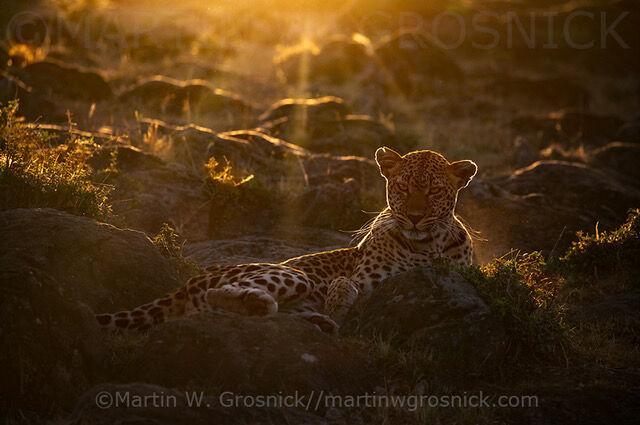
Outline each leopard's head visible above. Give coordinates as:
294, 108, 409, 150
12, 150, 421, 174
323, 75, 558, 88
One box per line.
375, 147, 477, 241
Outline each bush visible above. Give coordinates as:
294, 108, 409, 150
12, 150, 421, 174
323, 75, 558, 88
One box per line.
204, 157, 282, 236
152, 223, 200, 278
463, 252, 568, 364
0, 101, 112, 219
561, 209, 640, 286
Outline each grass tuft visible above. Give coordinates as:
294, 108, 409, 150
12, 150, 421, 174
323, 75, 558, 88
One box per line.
0, 101, 112, 219
463, 252, 569, 364
561, 209, 640, 286
152, 223, 201, 278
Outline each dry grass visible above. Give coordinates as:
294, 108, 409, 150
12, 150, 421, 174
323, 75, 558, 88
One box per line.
0, 102, 112, 219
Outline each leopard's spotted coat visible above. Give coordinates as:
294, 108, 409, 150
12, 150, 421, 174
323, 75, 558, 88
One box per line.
96, 147, 478, 333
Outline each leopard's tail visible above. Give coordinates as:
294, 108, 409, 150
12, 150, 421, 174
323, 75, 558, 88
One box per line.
95, 285, 195, 331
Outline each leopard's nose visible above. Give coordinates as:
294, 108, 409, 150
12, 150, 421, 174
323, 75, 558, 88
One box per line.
407, 214, 422, 225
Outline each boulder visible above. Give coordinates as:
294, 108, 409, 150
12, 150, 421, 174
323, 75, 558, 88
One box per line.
89, 144, 210, 240
456, 180, 587, 262
588, 142, 640, 187
185, 230, 350, 266
127, 121, 383, 235
552, 111, 625, 147
0, 208, 376, 420
0, 208, 182, 311
0, 74, 66, 122
26, 122, 123, 145
114, 313, 373, 395
263, 113, 398, 156
342, 267, 505, 377
260, 96, 350, 124
260, 98, 398, 156
0, 208, 182, 411
616, 117, 640, 143
497, 160, 640, 229
167, 123, 381, 190
510, 136, 540, 168
510, 110, 626, 148
16, 60, 113, 102
118, 76, 256, 129
275, 35, 374, 86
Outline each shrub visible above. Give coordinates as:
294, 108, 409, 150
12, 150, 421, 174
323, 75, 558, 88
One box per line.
0, 101, 112, 219
561, 209, 640, 286
152, 223, 200, 278
463, 252, 568, 364
204, 157, 281, 236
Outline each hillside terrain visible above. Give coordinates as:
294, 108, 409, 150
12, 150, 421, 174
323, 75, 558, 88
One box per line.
1, 1, 639, 424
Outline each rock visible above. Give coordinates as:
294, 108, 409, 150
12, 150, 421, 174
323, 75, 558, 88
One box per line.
89, 144, 210, 240
510, 110, 626, 148
616, 117, 640, 144
128, 120, 383, 235
16, 60, 113, 102
588, 142, 640, 188
552, 111, 625, 147
185, 231, 350, 266
0, 209, 376, 419
373, 30, 463, 95
0, 208, 182, 313
342, 267, 505, 375
457, 180, 585, 262
165, 122, 381, 189
276, 35, 374, 85
497, 160, 640, 228
509, 114, 558, 144
0, 74, 66, 122
510, 136, 539, 168
539, 143, 584, 162
260, 98, 398, 156
267, 114, 397, 156
134, 120, 307, 181
26, 122, 123, 145
260, 96, 350, 123
0, 208, 182, 411
205, 129, 308, 181
118, 313, 373, 395
486, 76, 590, 109
118, 76, 256, 129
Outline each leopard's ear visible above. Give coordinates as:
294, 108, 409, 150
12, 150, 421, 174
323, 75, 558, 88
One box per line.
448, 160, 477, 189
375, 147, 402, 178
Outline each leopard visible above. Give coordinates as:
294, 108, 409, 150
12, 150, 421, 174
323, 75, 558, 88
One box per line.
96, 147, 478, 333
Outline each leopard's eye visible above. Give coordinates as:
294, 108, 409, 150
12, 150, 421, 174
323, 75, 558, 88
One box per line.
429, 186, 444, 195
395, 181, 408, 191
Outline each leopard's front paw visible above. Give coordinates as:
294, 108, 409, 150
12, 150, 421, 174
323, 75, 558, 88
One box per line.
306, 314, 339, 334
